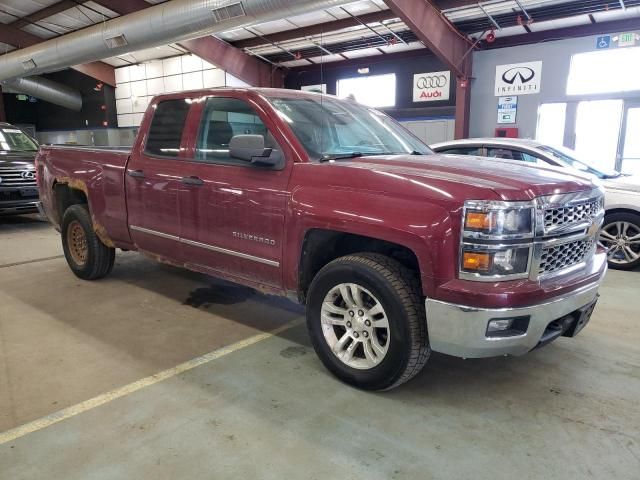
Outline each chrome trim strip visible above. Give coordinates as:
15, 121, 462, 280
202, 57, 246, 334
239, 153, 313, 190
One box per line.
129, 225, 280, 267
180, 238, 280, 267
130, 225, 180, 242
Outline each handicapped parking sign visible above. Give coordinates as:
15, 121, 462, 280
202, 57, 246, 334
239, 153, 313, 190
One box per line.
596, 35, 611, 49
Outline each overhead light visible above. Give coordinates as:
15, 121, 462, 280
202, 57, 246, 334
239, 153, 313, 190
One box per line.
105, 34, 128, 49
21, 59, 37, 71
358, 67, 370, 74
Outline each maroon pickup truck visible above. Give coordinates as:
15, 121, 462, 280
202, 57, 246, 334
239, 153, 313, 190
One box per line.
37, 88, 607, 390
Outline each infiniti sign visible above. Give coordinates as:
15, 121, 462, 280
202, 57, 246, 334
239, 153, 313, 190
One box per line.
501, 67, 535, 85
495, 61, 542, 96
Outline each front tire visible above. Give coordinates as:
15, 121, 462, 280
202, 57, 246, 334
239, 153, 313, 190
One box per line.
306, 253, 430, 391
599, 212, 640, 270
61, 204, 115, 280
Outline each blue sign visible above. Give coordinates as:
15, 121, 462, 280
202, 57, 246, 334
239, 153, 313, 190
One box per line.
596, 35, 611, 49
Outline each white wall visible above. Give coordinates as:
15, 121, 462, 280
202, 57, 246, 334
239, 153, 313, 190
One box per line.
469, 33, 640, 139
400, 118, 455, 145
114, 54, 249, 128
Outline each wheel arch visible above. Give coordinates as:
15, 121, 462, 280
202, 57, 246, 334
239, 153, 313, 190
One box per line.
296, 228, 423, 304
52, 179, 115, 248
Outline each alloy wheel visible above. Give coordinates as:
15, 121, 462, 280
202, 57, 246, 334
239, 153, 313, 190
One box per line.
320, 283, 390, 370
599, 221, 640, 265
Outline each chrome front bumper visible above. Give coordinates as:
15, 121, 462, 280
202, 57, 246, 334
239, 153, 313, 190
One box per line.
425, 281, 601, 358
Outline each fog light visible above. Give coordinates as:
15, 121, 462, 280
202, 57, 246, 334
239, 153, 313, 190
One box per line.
486, 316, 531, 338
488, 319, 513, 333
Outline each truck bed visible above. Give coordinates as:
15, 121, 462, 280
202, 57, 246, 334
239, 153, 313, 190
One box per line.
37, 144, 133, 248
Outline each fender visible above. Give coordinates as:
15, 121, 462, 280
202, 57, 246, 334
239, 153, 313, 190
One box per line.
284, 185, 458, 297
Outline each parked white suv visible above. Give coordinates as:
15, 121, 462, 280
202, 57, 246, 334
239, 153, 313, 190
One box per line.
432, 138, 640, 270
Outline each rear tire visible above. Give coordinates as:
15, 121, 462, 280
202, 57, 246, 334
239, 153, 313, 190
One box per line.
61, 204, 115, 280
306, 253, 430, 391
599, 212, 640, 270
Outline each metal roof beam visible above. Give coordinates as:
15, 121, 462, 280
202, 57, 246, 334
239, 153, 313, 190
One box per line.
179, 36, 284, 87
9, 0, 78, 29
484, 16, 640, 48
234, 10, 397, 49
382, 0, 473, 78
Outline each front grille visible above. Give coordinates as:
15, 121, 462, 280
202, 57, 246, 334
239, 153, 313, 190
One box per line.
544, 199, 601, 231
540, 238, 594, 275
0, 167, 36, 188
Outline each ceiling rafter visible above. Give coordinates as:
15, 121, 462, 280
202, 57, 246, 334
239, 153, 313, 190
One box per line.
234, 10, 398, 49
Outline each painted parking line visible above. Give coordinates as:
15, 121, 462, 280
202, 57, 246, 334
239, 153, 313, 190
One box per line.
0, 255, 64, 269
0, 318, 303, 446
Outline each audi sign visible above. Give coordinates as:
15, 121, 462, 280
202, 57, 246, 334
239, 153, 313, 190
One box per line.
495, 61, 542, 96
413, 71, 451, 102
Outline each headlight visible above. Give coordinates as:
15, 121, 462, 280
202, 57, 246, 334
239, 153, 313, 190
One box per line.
463, 201, 534, 239
460, 200, 535, 281
461, 246, 531, 277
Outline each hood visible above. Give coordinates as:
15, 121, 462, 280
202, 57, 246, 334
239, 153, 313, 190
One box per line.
342, 154, 598, 202
0, 151, 37, 167
603, 174, 640, 193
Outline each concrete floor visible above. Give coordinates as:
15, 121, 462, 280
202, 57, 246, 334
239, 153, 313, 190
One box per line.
1, 214, 639, 479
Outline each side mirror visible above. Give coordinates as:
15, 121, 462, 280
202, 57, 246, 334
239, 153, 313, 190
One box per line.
229, 135, 273, 164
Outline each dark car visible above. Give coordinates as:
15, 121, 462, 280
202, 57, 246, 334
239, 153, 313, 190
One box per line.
0, 123, 40, 216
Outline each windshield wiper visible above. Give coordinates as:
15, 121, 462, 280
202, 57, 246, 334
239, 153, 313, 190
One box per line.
319, 152, 364, 163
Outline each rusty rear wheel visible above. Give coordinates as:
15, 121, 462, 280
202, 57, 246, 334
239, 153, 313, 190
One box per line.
61, 204, 115, 280
66, 220, 89, 266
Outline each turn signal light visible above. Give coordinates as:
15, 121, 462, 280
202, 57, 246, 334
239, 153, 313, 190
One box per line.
465, 212, 493, 230
463, 252, 491, 272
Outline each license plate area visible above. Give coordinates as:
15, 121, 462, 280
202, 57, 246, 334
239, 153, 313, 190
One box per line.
563, 297, 598, 338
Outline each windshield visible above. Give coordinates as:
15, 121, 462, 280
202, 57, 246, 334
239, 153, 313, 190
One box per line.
538, 145, 619, 179
0, 127, 38, 153
268, 95, 431, 161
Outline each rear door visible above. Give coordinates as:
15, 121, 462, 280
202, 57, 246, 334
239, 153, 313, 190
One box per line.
125, 98, 192, 261
177, 94, 292, 288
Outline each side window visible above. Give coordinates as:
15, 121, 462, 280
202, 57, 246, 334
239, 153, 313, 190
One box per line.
521, 152, 545, 164
487, 148, 545, 164
440, 147, 483, 156
196, 97, 280, 165
487, 147, 522, 161
145, 99, 190, 158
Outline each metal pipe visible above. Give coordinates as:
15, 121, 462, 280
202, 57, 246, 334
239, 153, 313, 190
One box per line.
1, 76, 82, 111
0, 0, 354, 83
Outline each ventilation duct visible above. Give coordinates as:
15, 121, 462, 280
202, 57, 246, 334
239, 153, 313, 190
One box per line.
1, 77, 82, 111
0, 0, 355, 83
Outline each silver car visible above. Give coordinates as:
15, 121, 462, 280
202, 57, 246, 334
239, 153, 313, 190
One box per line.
432, 138, 640, 270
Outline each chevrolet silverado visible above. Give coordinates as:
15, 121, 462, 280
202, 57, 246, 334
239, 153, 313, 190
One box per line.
37, 88, 607, 390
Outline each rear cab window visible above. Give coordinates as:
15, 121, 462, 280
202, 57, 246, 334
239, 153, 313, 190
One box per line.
145, 99, 191, 158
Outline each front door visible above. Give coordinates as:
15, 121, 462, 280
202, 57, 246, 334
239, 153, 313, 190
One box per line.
126, 98, 191, 261
177, 95, 291, 288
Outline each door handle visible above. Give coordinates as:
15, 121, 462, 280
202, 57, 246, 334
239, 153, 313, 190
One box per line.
181, 176, 204, 186
127, 169, 145, 179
